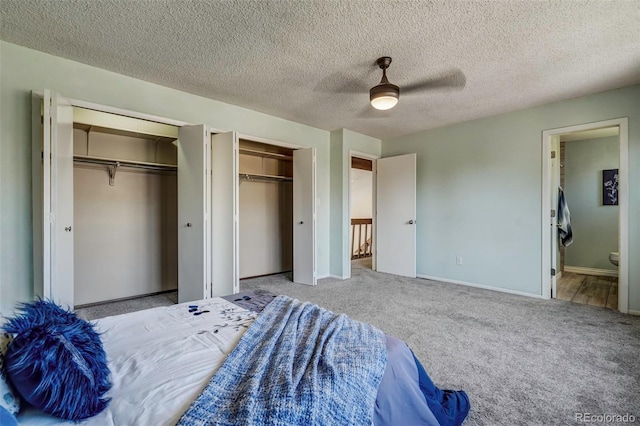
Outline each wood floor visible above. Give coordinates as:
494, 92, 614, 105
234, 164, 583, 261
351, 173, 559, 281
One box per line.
556, 272, 617, 310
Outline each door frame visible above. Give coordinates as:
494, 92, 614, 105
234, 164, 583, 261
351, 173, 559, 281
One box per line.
346, 150, 379, 279
235, 133, 314, 285
541, 118, 629, 313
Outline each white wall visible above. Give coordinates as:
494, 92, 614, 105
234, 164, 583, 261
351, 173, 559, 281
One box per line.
0, 41, 330, 314
74, 167, 177, 304
350, 168, 372, 218
382, 85, 640, 311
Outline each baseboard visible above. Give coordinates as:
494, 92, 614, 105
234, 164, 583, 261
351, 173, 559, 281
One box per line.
75, 288, 177, 309
416, 274, 546, 299
326, 274, 348, 280
628, 310, 640, 316
564, 266, 618, 277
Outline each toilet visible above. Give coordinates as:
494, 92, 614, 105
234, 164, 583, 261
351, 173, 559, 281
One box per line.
609, 252, 619, 266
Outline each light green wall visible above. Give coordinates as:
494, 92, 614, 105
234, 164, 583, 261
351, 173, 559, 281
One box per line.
329, 129, 380, 278
329, 130, 345, 277
564, 136, 619, 271
0, 42, 331, 313
382, 85, 640, 312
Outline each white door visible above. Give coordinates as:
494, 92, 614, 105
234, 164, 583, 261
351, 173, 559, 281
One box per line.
376, 153, 417, 278
293, 148, 316, 285
550, 136, 560, 298
34, 90, 75, 308
211, 132, 239, 296
177, 125, 210, 303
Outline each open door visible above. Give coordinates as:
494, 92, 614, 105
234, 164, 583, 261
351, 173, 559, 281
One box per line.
550, 136, 561, 297
293, 148, 316, 285
33, 90, 75, 308
211, 132, 239, 295
177, 125, 210, 303
376, 153, 416, 278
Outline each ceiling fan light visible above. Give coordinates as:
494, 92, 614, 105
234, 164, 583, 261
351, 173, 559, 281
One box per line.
370, 83, 399, 110
371, 95, 398, 110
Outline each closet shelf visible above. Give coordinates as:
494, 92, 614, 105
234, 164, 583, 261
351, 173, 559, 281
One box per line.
239, 147, 293, 161
239, 173, 293, 183
73, 155, 177, 171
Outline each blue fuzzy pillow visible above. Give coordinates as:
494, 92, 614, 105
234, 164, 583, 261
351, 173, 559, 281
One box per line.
2, 300, 111, 420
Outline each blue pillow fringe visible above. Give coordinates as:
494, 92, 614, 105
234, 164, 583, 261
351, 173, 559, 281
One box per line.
2, 299, 111, 421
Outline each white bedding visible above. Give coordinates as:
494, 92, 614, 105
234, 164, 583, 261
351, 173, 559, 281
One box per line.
17, 297, 255, 425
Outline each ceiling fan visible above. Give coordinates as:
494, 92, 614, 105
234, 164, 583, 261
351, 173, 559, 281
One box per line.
369, 56, 466, 111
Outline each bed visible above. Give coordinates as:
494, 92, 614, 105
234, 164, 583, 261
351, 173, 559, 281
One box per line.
3, 291, 469, 425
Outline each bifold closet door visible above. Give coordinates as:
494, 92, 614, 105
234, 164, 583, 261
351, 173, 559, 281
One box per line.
376, 153, 417, 278
293, 147, 317, 286
33, 90, 75, 308
177, 125, 211, 303
211, 132, 239, 296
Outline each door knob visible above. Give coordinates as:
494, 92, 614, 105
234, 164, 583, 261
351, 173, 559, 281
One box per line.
408, 220, 414, 225
299, 221, 304, 225
64, 226, 72, 232
186, 223, 192, 228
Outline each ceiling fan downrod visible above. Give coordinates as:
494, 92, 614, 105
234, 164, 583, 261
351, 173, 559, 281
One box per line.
370, 57, 399, 110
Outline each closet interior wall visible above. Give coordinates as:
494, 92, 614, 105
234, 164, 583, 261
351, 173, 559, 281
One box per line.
239, 140, 293, 279
73, 124, 178, 305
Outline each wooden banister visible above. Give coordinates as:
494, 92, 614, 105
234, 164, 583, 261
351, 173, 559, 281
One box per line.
350, 218, 372, 259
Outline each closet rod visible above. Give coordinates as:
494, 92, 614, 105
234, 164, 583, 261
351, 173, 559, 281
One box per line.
73, 155, 177, 172
239, 173, 293, 183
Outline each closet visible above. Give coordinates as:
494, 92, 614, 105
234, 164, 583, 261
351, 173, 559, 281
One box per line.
238, 140, 294, 279
33, 91, 211, 308
33, 90, 315, 309
71, 114, 178, 305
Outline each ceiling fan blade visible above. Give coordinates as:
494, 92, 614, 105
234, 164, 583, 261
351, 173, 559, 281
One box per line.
314, 71, 370, 94
402, 68, 466, 94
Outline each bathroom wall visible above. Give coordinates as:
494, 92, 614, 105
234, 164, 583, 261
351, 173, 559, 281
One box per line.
564, 136, 619, 272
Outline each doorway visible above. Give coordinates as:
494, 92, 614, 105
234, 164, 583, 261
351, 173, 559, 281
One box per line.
554, 127, 620, 310
542, 118, 629, 313
238, 140, 294, 280
350, 156, 374, 272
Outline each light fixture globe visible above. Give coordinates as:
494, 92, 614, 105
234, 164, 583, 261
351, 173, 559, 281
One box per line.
370, 83, 399, 110
370, 56, 399, 110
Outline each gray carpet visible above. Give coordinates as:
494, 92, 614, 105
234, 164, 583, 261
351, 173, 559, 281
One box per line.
75, 291, 178, 320
77, 260, 640, 425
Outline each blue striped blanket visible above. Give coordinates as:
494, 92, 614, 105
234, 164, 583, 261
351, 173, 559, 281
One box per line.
178, 295, 387, 426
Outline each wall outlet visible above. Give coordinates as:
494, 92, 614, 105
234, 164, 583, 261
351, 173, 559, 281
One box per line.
456, 256, 463, 265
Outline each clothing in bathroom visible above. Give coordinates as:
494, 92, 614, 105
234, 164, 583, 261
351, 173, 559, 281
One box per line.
557, 187, 573, 247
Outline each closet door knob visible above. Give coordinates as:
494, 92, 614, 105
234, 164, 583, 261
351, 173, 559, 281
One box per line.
299, 221, 304, 225
186, 223, 192, 228
408, 220, 414, 225
64, 226, 72, 232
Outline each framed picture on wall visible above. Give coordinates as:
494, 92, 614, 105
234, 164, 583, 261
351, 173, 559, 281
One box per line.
602, 169, 618, 206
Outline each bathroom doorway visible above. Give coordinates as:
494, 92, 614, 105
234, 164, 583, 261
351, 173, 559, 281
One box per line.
542, 118, 629, 313
555, 128, 619, 309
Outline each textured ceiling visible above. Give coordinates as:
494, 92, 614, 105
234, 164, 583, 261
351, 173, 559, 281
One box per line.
1, 1, 639, 139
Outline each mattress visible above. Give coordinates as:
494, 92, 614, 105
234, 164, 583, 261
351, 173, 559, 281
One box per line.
17, 297, 256, 425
